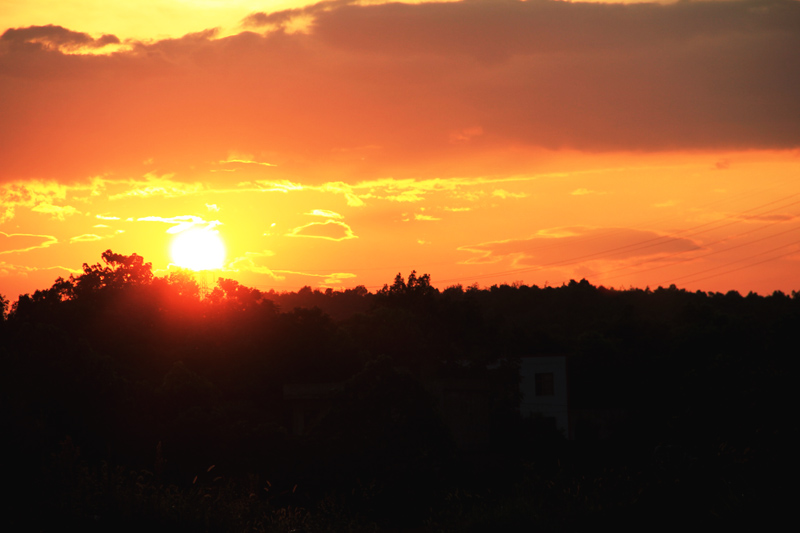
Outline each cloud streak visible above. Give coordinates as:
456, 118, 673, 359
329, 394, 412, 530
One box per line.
69, 233, 102, 243
0, 181, 74, 222
138, 215, 220, 234
0, 231, 58, 255
228, 251, 284, 280
1, 24, 119, 53
287, 219, 357, 241
461, 226, 701, 268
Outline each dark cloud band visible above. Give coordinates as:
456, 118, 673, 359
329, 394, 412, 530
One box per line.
1, 1, 798, 183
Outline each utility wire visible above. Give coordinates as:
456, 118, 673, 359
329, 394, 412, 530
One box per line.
597, 215, 800, 282
661, 239, 800, 286
435, 193, 800, 286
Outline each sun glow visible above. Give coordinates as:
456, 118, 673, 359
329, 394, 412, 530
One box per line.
170, 229, 226, 271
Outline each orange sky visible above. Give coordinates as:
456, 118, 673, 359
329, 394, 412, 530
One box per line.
2, 0, 800, 300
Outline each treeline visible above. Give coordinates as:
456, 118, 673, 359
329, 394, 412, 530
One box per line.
0, 250, 794, 530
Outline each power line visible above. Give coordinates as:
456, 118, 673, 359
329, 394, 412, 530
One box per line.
661, 240, 800, 286
597, 214, 800, 282
434, 193, 800, 286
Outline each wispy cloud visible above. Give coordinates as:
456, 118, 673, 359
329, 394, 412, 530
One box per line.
109, 174, 206, 200
737, 213, 797, 223
315, 175, 543, 206
460, 226, 701, 268
271, 269, 358, 286
287, 220, 358, 241
138, 215, 220, 234
218, 173, 555, 208
0, 260, 75, 277
248, 180, 304, 194
316, 182, 365, 207
305, 209, 343, 219
493, 189, 527, 199
0, 232, 58, 255
228, 251, 283, 279
220, 154, 277, 167
31, 203, 79, 220
1, 24, 120, 54
0, 181, 73, 222
69, 234, 102, 243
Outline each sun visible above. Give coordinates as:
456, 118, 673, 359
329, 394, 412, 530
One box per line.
170, 228, 226, 271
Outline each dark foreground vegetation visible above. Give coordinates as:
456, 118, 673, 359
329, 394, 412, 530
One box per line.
0, 250, 794, 530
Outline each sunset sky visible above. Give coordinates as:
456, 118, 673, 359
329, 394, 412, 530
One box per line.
2, 0, 799, 299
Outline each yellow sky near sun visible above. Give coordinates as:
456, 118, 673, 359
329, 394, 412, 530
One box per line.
1, 1, 301, 40
0, 0, 480, 41
3, 148, 799, 299
1, 0, 675, 41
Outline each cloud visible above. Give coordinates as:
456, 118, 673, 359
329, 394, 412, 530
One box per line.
1, 1, 797, 183
738, 213, 797, 223
228, 251, 284, 279
1, 24, 119, 53
316, 175, 544, 206
0, 260, 74, 278
138, 215, 219, 234
220, 154, 277, 167
242, 7, 317, 35
69, 233, 102, 243
228, 252, 358, 286
306, 209, 343, 219
0, 232, 58, 255
310, 182, 365, 206
0, 260, 18, 277
287, 219, 357, 241
0, 181, 73, 221
271, 269, 358, 286
414, 213, 441, 221
493, 189, 527, 199
461, 226, 701, 267
248, 180, 304, 194
240, 1, 347, 32
109, 174, 206, 200
31, 203, 79, 220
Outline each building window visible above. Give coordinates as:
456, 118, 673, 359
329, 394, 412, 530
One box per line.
535, 372, 555, 396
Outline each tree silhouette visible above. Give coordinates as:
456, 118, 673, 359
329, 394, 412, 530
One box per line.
0, 293, 8, 320
378, 270, 437, 297
48, 249, 155, 301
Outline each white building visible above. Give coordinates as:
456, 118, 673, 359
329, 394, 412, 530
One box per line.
519, 355, 570, 438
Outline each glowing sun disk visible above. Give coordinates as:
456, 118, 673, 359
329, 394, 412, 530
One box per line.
171, 229, 226, 271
